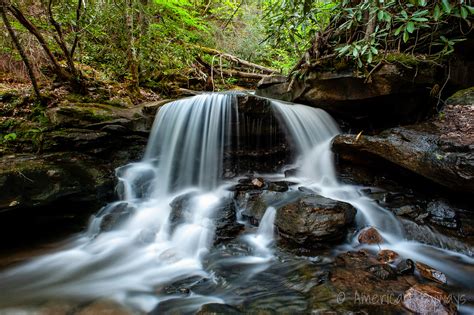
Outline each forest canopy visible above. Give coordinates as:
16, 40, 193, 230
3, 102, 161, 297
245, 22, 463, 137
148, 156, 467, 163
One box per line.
0, 0, 473, 97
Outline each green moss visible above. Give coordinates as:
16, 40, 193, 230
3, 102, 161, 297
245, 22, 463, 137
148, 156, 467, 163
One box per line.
381, 52, 422, 67
446, 86, 474, 105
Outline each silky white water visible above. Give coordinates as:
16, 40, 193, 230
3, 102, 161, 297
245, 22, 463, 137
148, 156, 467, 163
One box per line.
0, 92, 472, 313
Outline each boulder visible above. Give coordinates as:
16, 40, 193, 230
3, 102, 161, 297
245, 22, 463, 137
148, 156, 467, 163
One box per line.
256, 62, 440, 127
332, 102, 474, 193
242, 190, 356, 248
445, 86, 474, 105
0, 152, 116, 245
402, 284, 456, 315
0, 153, 113, 211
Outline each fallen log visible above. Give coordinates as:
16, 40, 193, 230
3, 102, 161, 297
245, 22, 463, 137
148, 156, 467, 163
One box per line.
189, 44, 278, 75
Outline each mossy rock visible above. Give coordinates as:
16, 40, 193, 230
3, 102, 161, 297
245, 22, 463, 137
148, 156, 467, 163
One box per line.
446, 86, 474, 105
46, 103, 142, 127
0, 152, 113, 210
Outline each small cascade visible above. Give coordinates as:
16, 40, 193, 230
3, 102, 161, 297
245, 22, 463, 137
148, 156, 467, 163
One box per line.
244, 207, 277, 260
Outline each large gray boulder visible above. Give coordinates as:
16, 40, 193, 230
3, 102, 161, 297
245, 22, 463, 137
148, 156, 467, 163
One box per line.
241, 190, 356, 248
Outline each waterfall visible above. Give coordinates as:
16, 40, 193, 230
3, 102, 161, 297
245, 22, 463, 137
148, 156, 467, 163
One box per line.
0, 92, 472, 313
0, 93, 238, 312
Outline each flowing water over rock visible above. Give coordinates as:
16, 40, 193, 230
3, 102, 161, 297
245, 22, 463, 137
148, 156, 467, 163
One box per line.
0, 92, 473, 314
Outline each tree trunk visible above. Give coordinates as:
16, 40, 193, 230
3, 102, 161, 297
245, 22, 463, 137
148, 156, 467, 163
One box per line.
47, 0, 78, 77
0, 5, 41, 99
125, 0, 139, 93
6, 4, 71, 81
364, 0, 377, 42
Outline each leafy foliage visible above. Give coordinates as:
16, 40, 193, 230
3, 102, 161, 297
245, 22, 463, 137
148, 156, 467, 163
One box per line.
263, 0, 474, 71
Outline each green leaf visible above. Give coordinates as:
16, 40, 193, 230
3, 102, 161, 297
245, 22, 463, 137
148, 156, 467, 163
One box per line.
412, 9, 429, 17
406, 21, 415, 33
461, 6, 468, 19
412, 17, 428, 22
394, 25, 404, 36
466, 6, 474, 15
403, 31, 409, 43
336, 45, 351, 55
370, 46, 378, 54
377, 10, 384, 21
353, 48, 359, 58
3, 133, 17, 141
401, 10, 408, 19
418, 0, 427, 6
367, 52, 373, 64
441, 0, 451, 14
433, 5, 441, 21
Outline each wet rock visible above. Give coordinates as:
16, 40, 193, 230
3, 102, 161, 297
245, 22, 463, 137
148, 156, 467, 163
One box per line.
241, 190, 356, 248
415, 261, 448, 284
284, 168, 298, 177
268, 181, 290, 192
97, 202, 136, 232
358, 227, 383, 245
393, 205, 418, 217
297, 186, 318, 194
368, 263, 397, 280
377, 250, 400, 264
75, 300, 132, 315
276, 195, 356, 247
402, 284, 456, 315
0, 153, 113, 211
427, 200, 458, 229
170, 192, 243, 243
326, 250, 418, 313
415, 212, 429, 223
197, 303, 242, 315
251, 177, 265, 188
224, 94, 293, 174
396, 259, 415, 275
332, 103, 474, 194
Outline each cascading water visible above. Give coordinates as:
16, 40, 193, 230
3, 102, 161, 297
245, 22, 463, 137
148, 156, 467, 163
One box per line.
0, 92, 472, 314
271, 99, 474, 293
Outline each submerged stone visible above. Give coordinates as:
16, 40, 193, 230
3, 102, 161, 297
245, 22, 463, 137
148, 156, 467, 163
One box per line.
402, 284, 456, 315
377, 249, 400, 264
396, 259, 415, 276
358, 227, 383, 245
415, 261, 448, 284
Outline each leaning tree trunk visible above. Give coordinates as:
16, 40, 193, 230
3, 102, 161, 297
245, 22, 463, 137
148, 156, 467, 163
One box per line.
6, 4, 71, 82
0, 4, 41, 99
